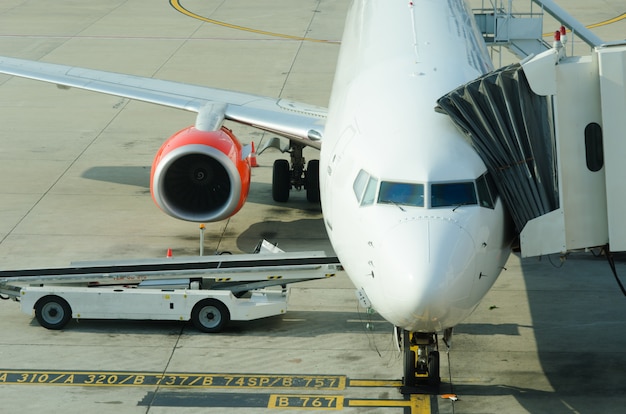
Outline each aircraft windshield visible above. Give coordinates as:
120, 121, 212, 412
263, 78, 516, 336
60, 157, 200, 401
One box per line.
353, 169, 378, 206
378, 182, 424, 207
430, 182, 477, 208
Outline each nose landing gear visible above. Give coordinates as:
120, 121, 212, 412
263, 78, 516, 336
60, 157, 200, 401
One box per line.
401, 330, 441, 394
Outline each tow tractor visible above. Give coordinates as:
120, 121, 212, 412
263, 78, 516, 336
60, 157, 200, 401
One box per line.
0, 241, 341, 333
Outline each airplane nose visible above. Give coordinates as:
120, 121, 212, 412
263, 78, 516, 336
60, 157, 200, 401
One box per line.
375, 217, 477, 331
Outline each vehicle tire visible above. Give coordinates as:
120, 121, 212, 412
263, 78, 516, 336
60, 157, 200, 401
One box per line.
272, 159, 290, 202
34, 296, 72, 330
191, 299, 230, 333
305, 159, 320, 203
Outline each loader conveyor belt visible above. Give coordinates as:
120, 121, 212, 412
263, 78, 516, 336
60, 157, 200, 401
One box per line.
0, 251, 341, 288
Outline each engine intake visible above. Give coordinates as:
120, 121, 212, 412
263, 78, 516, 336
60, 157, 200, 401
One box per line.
151, 126, 251, 222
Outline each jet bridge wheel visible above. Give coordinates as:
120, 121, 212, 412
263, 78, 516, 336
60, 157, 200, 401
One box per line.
191, 299, 230, 333
272, 159, 291, 202
34, 295, 72, 330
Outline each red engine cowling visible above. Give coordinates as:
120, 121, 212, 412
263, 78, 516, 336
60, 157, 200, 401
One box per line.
150, 126, 251, 222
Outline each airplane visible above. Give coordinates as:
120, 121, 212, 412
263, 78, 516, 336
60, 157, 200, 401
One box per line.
0, 0, 521, 390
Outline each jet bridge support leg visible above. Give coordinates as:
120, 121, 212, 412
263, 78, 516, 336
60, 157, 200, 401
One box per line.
401, 330, 440, 394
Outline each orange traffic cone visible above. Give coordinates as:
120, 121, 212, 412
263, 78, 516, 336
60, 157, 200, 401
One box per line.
248, 141, 259, 167
166, 248, 173, 258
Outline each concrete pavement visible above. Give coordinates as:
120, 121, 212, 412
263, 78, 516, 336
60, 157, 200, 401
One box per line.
0, 1, 625, 412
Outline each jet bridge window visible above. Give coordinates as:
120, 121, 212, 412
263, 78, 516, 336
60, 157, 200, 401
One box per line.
353, 169, 378, 206
378, 182, 424, 207
431, 182, 477, 208
585, 122, 603, 172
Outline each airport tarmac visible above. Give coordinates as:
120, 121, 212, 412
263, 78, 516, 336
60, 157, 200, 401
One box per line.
0, 0, 625, 412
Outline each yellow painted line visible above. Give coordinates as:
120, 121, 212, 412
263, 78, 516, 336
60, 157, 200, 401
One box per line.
411, 394, 432, 414
348, 379, 402, 387
170, 0, 625, 44
0, 370, 345, 389
542, 12, 626, 37
348, 394, 431, 413
268, 394, 344, 410
169, 0, 337, 44
348, 399, 410, 407
268, 394, 432, 412
587, 12, 626, 29
4, 369, 434, 411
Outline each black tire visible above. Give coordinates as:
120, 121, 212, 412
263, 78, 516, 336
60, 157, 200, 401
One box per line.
191, 299, 230, 333
402, 330, 416, 387
34, 296, 72, 330
404, 349, 417, 387
272, 159, 290, 202
305, 159, 320, 203
428, 350, 441, 386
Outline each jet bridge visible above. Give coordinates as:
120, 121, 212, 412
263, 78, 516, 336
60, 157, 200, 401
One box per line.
474, 0, 550, 59
437, 62, 558, 236
438, 37, 626, 258
473, 0, 605, 61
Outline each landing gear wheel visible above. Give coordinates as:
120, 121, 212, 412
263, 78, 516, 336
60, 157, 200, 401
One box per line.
305, 159, 320, 203
428, 350, 441, 386
402, 330, 416, 387
401, 330, 441, 393
34, 295, 72, 330
404, 349, 417, 387
272, 159, 290, 202
191, 299, 230, 333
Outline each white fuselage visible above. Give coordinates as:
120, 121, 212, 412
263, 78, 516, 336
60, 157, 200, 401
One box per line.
320, 0, 513, 332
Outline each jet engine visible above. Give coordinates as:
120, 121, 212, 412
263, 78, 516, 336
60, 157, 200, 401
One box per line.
150, 126, 251, 222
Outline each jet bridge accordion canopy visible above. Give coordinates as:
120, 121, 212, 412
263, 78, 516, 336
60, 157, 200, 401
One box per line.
437, 64, 559, 234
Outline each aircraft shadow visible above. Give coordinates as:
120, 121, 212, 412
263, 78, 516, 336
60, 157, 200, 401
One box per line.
80, 166, 323, 214
82, 166, 150, 188
455, 322, 526, 336
46, 310, 390, 338
463, 252, 626, 413
235, 218, 330, 253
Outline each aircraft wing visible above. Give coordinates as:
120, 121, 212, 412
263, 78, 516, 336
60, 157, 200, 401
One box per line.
0, 56, 326, 148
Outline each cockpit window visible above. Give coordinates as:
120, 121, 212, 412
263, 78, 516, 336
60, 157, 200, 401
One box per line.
353, 170, 369, 202
476, 173, 495, 208
353, 169, 378, 206
378, 182, 424, 207
431, 182, 477, 208
362, 176, 378, 206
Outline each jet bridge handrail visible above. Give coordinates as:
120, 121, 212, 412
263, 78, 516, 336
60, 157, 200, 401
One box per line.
532, 0, 603, 47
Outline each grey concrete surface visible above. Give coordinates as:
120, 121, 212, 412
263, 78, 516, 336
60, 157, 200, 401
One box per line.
0, 1, 624, 413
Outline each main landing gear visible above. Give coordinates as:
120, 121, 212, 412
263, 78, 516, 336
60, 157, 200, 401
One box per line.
271, 142, 320, 203
401, 330, 441, 393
